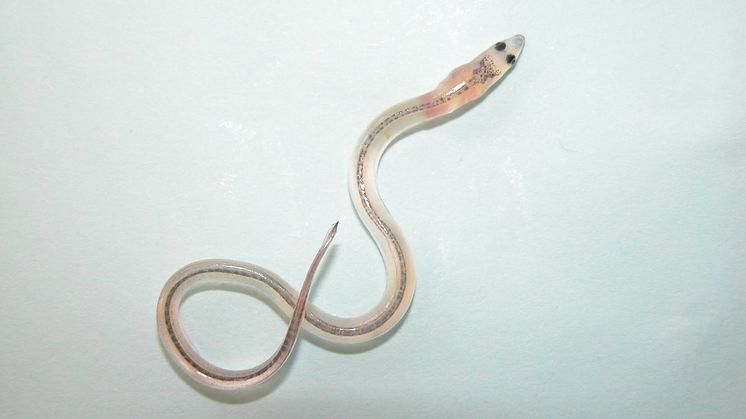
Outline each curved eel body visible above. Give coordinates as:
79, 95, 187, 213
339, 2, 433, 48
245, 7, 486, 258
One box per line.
157, 35, 525, 390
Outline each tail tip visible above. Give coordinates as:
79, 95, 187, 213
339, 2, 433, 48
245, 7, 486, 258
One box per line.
330, 221, 340, 237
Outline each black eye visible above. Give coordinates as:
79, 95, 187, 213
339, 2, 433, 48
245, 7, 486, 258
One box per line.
495, 42, 506, 51
506, 54, 516, 64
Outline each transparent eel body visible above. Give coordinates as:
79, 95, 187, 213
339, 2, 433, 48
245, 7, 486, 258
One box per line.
156, 35, 525, 390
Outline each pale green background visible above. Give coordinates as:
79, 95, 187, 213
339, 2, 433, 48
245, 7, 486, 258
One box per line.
2, 1, 744, 417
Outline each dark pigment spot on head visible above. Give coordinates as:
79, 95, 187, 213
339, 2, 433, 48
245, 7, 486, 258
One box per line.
506, 54, 516, 64
495, 42, 506, 51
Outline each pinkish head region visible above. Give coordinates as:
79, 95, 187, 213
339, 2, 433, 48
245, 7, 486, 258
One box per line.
425, 34, 525, 118
467, 34, 525, 92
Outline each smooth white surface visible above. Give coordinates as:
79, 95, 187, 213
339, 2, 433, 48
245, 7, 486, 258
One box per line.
2, 1, 745, 417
